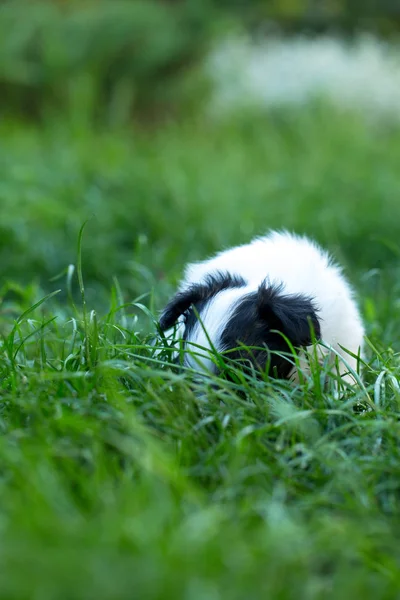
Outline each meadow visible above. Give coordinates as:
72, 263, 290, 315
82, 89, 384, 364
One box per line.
1, 101, 400, 598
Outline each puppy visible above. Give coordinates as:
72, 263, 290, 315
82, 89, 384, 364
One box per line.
159, 231, 365, 384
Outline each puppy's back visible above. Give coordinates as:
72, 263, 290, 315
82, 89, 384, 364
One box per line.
184, 230, 332, 292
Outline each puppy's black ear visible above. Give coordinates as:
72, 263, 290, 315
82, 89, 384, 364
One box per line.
159, 287, 201, 331
160, 272, 246, 331
257, 284, 320, 347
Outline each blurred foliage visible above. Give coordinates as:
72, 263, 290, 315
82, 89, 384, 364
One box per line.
0, 0, 398, 125
0, 0, 217, 124
221, 0, 400, 35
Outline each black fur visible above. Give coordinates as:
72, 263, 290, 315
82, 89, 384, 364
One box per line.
220, 283, 320, 378
159, 271, 246, 331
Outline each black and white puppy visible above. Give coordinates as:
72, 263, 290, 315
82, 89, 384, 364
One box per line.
159, 231, 365, 384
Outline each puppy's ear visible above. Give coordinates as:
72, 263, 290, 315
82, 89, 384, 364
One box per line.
257, 284, 320, 347
159, 287, 201, 331
159, 272, 246, 331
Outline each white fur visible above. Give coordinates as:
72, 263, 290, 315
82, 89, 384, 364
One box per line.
183, 287, 250, 371
179, 230, 365, 383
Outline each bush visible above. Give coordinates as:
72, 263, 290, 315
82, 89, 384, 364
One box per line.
0, 0, 216, 124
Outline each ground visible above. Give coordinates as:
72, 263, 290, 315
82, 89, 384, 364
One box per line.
0, 104, 400, 598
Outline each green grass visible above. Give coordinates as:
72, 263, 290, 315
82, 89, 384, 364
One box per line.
1, 105, 400, 598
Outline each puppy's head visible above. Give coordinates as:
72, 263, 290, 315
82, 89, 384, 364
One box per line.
159, 272, 320, 379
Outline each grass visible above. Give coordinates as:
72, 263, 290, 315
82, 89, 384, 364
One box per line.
1, 104, 400, 598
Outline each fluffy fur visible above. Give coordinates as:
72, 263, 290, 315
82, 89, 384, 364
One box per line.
159, 231, 365, 384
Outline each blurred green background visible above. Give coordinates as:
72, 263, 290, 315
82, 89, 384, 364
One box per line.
1, 3, 400, 599
1, 0, 400, 124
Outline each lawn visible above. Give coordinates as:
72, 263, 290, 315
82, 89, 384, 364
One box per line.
1, 104, 400, 598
